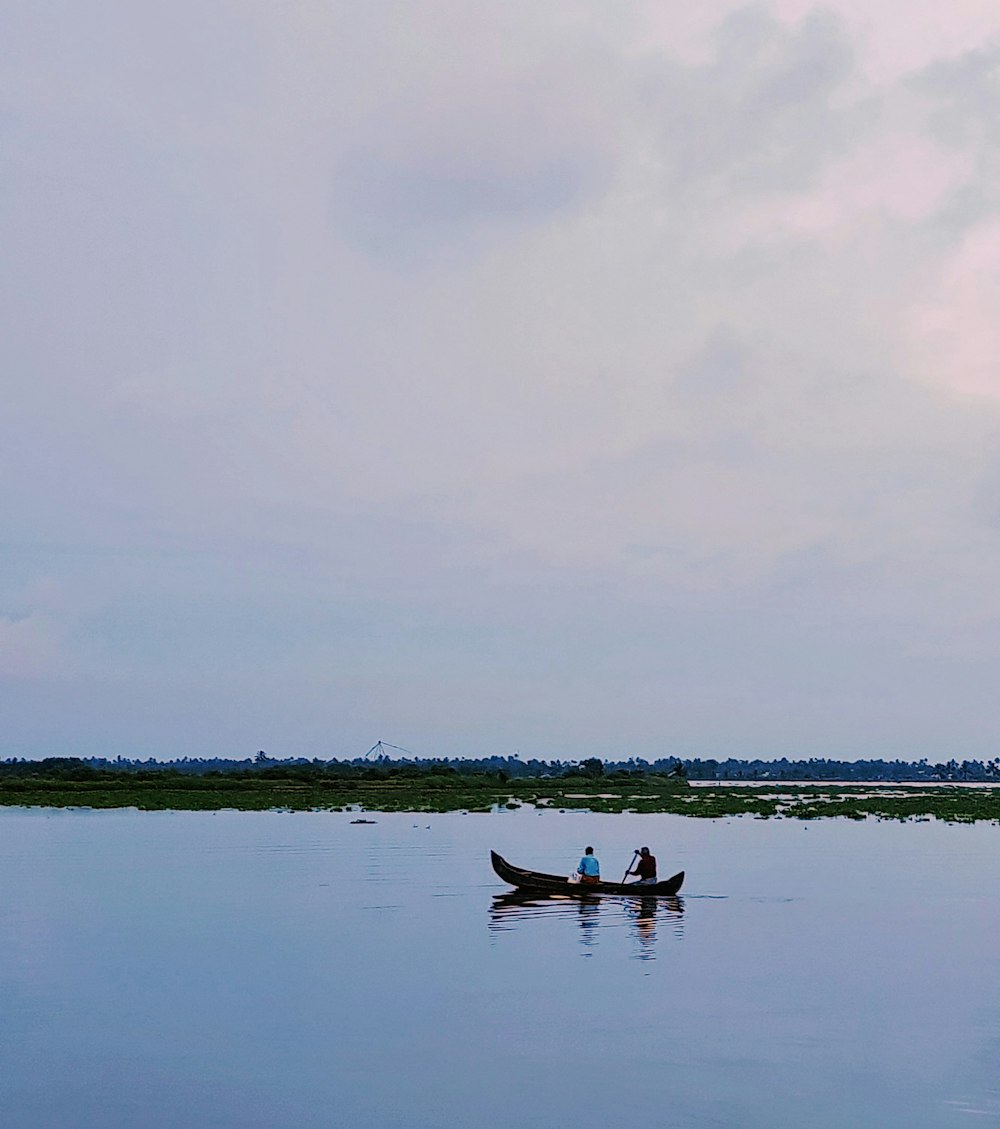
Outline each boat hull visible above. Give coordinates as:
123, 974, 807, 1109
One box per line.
491, 850, 684, 896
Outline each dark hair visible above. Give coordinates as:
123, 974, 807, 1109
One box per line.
584, 846, 594, 854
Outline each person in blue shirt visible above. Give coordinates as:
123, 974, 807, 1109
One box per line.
577, 846, 600, 884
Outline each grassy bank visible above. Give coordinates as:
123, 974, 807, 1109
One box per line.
2, 770, 1000, 822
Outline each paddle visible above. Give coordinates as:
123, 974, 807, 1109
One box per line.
622, 849, 638, 883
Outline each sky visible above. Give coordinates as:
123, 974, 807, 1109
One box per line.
4, 1, 1000, 762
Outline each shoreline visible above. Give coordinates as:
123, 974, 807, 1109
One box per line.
2, 776, 999, 822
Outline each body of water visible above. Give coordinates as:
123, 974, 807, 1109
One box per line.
1, 806, 997, 1127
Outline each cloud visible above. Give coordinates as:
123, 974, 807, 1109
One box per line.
905, 218, 1000, 398
910, 44, 1000, 146
5, 1, 1000, 758
642, 7, 860, 196
0, 615, 65, 679
330, 147, 600, 260
0, 577, 79, 680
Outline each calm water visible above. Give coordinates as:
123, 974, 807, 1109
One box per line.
1, 807, 998, 1128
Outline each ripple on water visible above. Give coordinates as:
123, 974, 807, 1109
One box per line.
488, 891, 685, 960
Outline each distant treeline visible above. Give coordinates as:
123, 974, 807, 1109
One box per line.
2, 753, 999, 782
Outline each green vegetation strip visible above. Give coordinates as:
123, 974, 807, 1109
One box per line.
2, 767, 999, 822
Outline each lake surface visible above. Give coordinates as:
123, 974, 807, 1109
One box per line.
1, 807, 998, 1128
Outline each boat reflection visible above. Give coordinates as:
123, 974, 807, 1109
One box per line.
489, 890, 684, 959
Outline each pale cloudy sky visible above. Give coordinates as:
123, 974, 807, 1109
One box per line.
4, 1, 1000, 761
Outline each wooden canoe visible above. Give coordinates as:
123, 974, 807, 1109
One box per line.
491, 850, 684, 896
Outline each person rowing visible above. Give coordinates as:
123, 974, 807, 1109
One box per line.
625, 846, 657, 885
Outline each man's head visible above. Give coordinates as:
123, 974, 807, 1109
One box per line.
639, 847, 650, 856
584, 846, 594, 855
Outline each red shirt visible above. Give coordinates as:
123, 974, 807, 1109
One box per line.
635, 853, 657, 879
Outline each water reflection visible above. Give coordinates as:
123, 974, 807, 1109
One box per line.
489, 891, 685, 960
627, 896, 657, 958
577, 895, 600, 952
